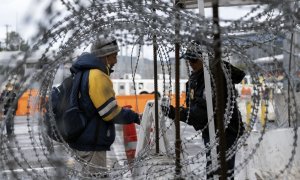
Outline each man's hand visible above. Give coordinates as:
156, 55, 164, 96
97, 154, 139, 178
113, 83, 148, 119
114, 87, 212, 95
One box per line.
121, 105, 141, 125
161, 105, 175, 119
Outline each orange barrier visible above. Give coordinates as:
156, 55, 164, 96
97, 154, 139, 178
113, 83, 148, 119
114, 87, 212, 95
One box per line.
16, 89, 40, 116
17, 93, 153, 116
116, 94, 155, 114
169, 93, 186, 107
116, 93, 186, 114
15, 90, 187, 116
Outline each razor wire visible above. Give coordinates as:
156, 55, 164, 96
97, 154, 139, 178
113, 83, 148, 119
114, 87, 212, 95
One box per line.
0, 0, 300, 179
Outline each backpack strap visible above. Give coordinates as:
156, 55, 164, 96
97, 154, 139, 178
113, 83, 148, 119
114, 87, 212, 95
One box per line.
78, 71, 98, 117
71, 70, 100, 145
69, 72, 83, 108
70, 71, 98, 112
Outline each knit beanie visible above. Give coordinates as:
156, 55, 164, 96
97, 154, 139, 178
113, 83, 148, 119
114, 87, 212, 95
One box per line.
90, 36, 119, 57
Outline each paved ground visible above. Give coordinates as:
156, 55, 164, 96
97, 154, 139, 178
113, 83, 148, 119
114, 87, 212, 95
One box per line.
0, 93, 292, 179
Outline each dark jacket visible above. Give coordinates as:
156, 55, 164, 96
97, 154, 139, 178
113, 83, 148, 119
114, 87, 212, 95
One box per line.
180, 62, 245, 139
69, 53, 139, 151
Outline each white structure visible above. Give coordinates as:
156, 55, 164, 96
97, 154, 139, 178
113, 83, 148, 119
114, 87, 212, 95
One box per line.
122, 73, 142, 80
236, 128, 300, 179
112, 74, 187, 96
133, 100, 192, 179
183, 0, 258, 9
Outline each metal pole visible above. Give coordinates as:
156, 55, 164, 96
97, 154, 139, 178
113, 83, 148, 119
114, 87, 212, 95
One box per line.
174, 0, 183, 177
287, 4, 296, 128
16, 13, 21, 51
5, 24, 11, 50
288, 32, 294, 127
212, 0, 227, 179
152, 0, 160, 154
197, 0, 218, 179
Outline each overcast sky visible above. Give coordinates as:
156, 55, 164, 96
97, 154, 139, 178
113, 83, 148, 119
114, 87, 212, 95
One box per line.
0, 0, 33, 40
0, 0, 259, 57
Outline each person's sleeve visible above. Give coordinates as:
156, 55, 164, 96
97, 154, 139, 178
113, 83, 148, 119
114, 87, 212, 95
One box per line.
180, 97, 208, 131
88, 69, 121, 121
113, 108, 140, 124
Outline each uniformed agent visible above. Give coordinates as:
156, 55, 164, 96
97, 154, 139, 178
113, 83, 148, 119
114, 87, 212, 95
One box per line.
163, 41, 245, 179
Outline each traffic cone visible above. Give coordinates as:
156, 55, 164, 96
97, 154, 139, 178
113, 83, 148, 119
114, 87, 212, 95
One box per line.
122, 105, 138, 164
123, 124, 137, 164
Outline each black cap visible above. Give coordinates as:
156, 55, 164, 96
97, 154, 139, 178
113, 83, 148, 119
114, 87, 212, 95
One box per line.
181, 41, 203, 61
181, 49, 203, 61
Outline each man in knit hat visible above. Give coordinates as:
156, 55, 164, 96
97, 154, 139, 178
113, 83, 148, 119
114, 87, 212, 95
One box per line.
89, 36, 119, 73
69, 36, 140, 178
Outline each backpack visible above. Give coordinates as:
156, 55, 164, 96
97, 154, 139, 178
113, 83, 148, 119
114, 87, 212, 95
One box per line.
45, 71, 89, 143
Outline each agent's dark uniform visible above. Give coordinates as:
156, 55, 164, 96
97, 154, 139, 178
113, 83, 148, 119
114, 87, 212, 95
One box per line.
186, 61, 245, 177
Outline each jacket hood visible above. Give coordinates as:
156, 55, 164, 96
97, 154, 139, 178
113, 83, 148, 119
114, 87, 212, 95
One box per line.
224, 61, 245, 84
196, 61, 245, 84
71, 53, 108, 74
